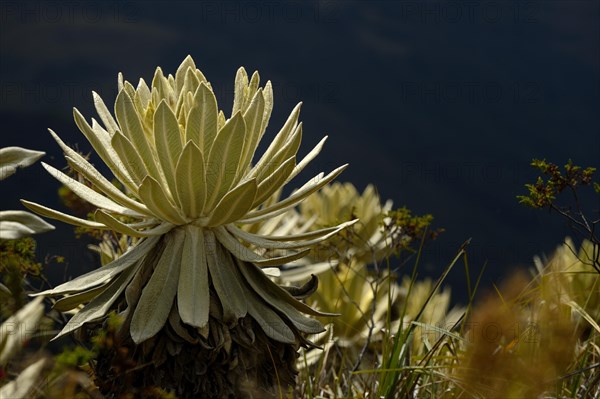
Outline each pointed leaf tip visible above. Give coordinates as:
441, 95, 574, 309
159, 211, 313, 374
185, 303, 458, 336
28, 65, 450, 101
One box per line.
0, 146, 45, 181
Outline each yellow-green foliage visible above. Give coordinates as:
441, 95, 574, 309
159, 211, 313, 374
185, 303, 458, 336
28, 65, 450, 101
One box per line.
310, 260, 399, 349
397, 276, 463, 355
299, 183, 395, 264
296, 183, 440, 265
281, 184, 402, 350
540, 238, 600, 323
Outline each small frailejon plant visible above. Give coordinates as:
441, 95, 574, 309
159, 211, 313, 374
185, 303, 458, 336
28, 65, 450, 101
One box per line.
281, 183, 407, 381
21, 55, 355, 397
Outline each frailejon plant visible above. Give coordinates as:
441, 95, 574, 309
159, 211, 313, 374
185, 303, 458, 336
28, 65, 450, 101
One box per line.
279, 184, 403, 364
278, 183, 440, 353
271, 182, 440, 266
296, 182, 398, 264
22, 55, 355, 397
247, 184, 402, 346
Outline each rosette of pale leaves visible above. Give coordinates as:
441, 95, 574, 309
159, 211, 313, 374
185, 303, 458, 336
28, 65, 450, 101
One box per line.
23, 56, 353, 345
243, 182, 400, 282
297, 182, 397, 265
266, 182, 401, 283
309, 260, 400, 348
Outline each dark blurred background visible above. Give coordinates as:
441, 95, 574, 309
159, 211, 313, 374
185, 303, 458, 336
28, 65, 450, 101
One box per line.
1, 0, 598, 303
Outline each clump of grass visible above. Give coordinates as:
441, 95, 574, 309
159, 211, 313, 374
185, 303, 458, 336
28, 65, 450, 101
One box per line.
293, 235, 470, 398
373, 239, 470, 399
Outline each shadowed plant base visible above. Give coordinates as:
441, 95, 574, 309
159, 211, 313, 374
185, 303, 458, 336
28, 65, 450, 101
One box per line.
90, 307, 299, 398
